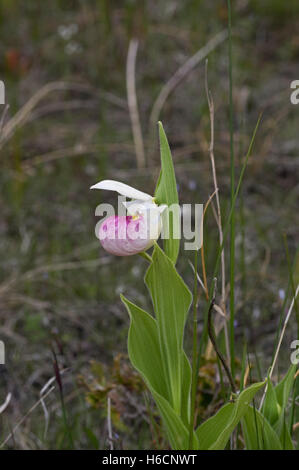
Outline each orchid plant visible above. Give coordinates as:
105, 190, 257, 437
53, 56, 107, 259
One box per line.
90, 122, 294, 450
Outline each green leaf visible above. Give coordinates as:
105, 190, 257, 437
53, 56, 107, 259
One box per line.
275, 364, 297, 413
261, 367, 297, 449
242, 406, 282, 450
145, 243, 192, 415
121, 294, 198, 449
154, 122, 180, 264
196, 381, 266, 450
151, 389, 196, 450
121, 295, 169, 400
263, 378, 280, 425
274, 416, 294, 450
196, 403, 234, 450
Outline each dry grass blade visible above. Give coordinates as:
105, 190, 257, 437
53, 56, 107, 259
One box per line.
0, 387, 55, 448
21, 143, 134, 172
149, 29, 228, 130
259, 284, 299, 410
0, 81, 126, 149
0, 104, 9, 134
126, 38, 146, 169
188, 259, 206, 294
201, 188, 219, 296
0, 257, 111, 297
107, 396, 113, 450
0, 393, 12, 415
205, 59, 230, 364
40, 369, 69, 439
205, 59, 226, 311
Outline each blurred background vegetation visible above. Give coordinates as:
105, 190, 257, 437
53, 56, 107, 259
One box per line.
0, 0, 298, 449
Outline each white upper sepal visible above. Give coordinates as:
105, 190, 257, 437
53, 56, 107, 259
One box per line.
90, 179, 152, 201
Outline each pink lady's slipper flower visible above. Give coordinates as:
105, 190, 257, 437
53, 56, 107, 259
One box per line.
90, 180, 167, 256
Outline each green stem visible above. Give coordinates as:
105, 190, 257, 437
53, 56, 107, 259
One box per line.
228, 0, 235, 380
138, 251, 152, 263
188, 249, 199, 449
